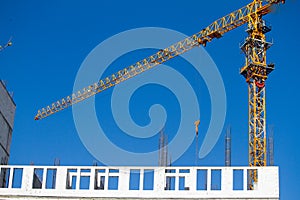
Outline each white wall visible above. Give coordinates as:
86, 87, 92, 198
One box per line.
0, 166, 279, 200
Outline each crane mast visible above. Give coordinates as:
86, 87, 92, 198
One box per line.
240, 0, 280, 188
34, 0, 285, 189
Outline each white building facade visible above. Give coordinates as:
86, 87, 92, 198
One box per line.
0, 165, 279, 200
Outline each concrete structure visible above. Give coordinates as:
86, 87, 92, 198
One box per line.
0, 81, 16, 187
0, 165, 279, 200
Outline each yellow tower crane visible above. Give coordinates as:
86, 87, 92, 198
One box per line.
35, 0, 285, 188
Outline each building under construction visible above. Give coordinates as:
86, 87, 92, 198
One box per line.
0, 80, 16, 187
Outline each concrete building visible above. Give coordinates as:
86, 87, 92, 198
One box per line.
0, 80, 16, 187
0, 165, 279, 199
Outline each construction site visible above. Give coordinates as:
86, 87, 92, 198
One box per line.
0, 0, 299, 199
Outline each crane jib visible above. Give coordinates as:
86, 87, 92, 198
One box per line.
34, 0, 285, 120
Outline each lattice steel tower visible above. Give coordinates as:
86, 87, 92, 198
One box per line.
240, 0, 275, 188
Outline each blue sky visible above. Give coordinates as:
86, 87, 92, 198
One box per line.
0, 0, 299, 199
